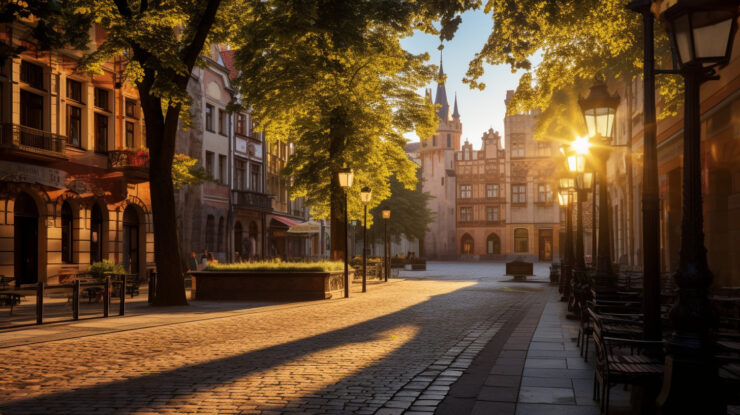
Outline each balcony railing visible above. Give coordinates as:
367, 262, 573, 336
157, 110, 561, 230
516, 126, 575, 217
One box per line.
108, 149, 149, 182
0, 123, 66, 160
233, 190, 271, 210
457, 220, 506, 227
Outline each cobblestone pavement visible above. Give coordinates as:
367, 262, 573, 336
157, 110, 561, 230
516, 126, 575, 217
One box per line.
0, 262, 551, 414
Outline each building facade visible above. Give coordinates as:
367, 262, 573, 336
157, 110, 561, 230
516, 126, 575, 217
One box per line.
455, 129, 507, 259
0, 24, 154, 284
419, 61, 461, 259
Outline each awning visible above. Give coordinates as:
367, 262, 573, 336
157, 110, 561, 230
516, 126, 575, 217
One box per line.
270, 215, 301, 228
288, 220, 321, 234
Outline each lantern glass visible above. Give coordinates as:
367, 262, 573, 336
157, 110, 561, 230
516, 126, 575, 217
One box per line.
338, 169, 354, 188
584, 107, 616, 138
559, 177, 574, 189
568, 154, 586, 173
692, 11, 734, 61
558, 192, 569, 206
382, 209, 391, 219
583, 172, 593, 189
360, 187, 372, 203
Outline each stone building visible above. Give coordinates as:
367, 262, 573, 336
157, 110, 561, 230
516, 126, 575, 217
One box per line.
419, 59, 461, 259
0, 24, 154, 284
503, 91, 561, 262
455, 129, 507, 258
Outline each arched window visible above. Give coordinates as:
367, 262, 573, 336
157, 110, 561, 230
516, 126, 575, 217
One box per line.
217, 217, 225, 252
461, 233, 474, 255
61, 202, 73, 263
447, 134, 451, 147
514, 228, 529, 253
123, 206, 139, 274
486, 233, 501, 255
90, 203, 103, 263
205, 215, 215, 252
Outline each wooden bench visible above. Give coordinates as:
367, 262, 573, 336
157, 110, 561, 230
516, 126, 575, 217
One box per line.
0, 292, 24, 314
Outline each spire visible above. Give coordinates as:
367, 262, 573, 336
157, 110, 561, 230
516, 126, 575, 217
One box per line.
434, 50, 449, 120
452, 92, 460, 119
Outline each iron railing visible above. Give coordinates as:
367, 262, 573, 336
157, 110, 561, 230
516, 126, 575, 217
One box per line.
233, 190, 271, 210
0, 123, 66, 157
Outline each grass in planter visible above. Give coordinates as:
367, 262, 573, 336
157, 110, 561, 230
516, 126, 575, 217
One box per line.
205, 261, 346, 273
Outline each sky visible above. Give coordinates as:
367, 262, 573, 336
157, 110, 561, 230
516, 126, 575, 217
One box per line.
400, 9, 528, 149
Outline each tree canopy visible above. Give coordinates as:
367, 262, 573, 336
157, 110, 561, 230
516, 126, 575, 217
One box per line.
465, 0, 681, 140
368, 175, 434, 243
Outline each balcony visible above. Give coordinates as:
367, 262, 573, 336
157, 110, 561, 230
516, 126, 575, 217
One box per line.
0, 123, 67, 161
108, 149, 149, 183
233, 189, 271, 210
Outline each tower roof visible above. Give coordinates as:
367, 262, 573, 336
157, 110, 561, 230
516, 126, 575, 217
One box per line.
434, 52, 449, 120
452, 93, 460, 119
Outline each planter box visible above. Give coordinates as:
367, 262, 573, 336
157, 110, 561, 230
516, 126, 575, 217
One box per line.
189, 270, 352, 301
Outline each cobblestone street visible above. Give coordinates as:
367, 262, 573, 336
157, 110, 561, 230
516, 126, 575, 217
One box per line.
0, 262, 553, 415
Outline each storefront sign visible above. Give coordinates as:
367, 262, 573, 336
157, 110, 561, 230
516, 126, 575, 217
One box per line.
0, 161, 67, 188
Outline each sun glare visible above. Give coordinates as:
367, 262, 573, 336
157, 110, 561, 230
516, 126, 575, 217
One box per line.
572, 136, 591, 155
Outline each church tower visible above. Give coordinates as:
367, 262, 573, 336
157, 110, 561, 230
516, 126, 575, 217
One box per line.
419, 53, 463, 259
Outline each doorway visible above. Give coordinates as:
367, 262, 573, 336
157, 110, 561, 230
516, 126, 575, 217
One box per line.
122, 206, 139, 275
538, 229, 553, 261
14, 193, 39, 285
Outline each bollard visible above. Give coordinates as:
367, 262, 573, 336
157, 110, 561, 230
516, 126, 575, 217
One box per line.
103, 276, 110, 317
36, 282, 44, 325
119, 274, 126, 316
73, 280, 80, 320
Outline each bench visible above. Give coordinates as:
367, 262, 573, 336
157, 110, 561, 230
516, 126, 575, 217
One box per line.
505, 260, 533, 281
0, 292, 24, 314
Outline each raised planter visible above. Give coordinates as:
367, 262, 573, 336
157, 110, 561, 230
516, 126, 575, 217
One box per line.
189, 270, 353, 301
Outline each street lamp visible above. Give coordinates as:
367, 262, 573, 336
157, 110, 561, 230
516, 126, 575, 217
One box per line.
579, 81, 619, 291
338, 167, 354, 298
652, 1, 739, 412
360, 187, 372, 293
382, 208, 391, 282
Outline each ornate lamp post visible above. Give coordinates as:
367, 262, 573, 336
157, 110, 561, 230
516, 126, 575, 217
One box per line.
381, 209, 391, 282
652, 1, 739, 412
557, 178, 574, 302
578, 82, 620, 292
360, 187, 372, 293
566, 144, 594, 314
338, 168, 354, 298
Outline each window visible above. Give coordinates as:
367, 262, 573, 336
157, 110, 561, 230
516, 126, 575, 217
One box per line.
95, 113, 108, 153
251, 168, 260, 192
125, 121, 135, 148
460, 184, 472, 199
433, 135, 437, 146
205, 151, 215, 177
447, 134, 451, 147
538, 184, 553, 203
236, 114, 246, 135
94, 88, 109, 110
21, 61, 44, 89
125, 99, 137, 118
514, 228, 528, 253
205, 104, 214, 132
512, 184, 526, 204
512, 143, 525, 157
235, 159, 247, 190
486, 184, 499, 198
486, 206, 499, 222
67, 105, 82, 147
61, 202, 73, 264
67, 79, 83, 102
20, 90, 43, 130
219, 154, 228, 185
218, 109, 227, 135
460, 207, 472, 222
464, 148, 470, 160
537, 142, 551, 157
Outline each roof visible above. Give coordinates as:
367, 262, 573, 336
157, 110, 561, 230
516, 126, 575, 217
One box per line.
405, 142, 421, 153
434, 53, 449, 120
219, 49, 239, 80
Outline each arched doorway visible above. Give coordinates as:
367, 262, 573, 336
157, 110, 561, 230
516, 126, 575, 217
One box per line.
205, 215, 215, 252
249, 221, 258, 258
122, 205, 140, 275
461, 233, 474, 255
90, 203, 105, 263
14, 193, 39, 285
486, 233, 501, 255
234, 221, 243, 257
217, 217, 225, 254
61, 201, 74, 264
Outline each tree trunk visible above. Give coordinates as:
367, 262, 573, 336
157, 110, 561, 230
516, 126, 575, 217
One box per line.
141, 94, 187, 306
328, 107, 349, 261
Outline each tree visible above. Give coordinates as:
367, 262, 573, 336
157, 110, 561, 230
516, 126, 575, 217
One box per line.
368, 175, 434, 246
464, 0, 681, 139
74, 0, 240, 305
231, 0, 474, 260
